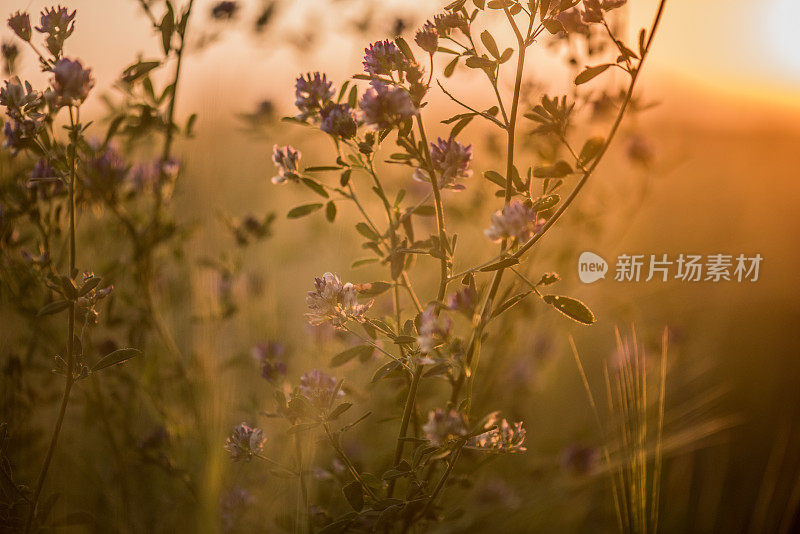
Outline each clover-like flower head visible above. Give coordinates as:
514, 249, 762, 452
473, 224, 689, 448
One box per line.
52, 58, 94, 105
299, 369, 344, 408
415, 21, 439, 55
430, 136, 473, 189
417, 305, 452, 354
320, 103, 358, 140
295, 72, 334, 120
305, 272, 373, 327
423, 408, 468, 447
36, 6, 77, 56
7, 11, 32, 42
485, 200, 544, 244
467, 413, 527, 454
224, 422, 265, 461
363, 39, 407, 77
359, 81, 416, 130
271, 145, 302, 184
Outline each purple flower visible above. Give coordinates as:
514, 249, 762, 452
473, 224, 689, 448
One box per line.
271, 145, 302, 184
224, 423, 265, 461
485, 200, 545, 244
305, 272, 373, 327
417, 305, 452, 354
446, 286, 477, 317
2, 121, 23, 153
0, 77, 43, 121
433, 12, 468, 37
295, 72, 334, 120
423, 409, 468, 447
415, 21, 439, 54
320, 103, 357, 139
7, 11, 32, 41
299, 369, 344, 408
363, 40, 406, 76
51, 58, 94, 105
252, 342, 287, 382
36, 6, 76, 56
359, 81, 417, 130
426, 137, 473, 190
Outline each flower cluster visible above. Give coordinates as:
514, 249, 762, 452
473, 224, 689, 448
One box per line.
417, 306, 453, 354
52, 57, 94, 105
433, 11, 468, 37
36, 6, 77, 56
467, 414, 527, 454
252, 342, 287, 383
0, 77, 45, 153
7, 11, 32, 42
305, 272, 373, 327
446, 286, 478, 317
558, 0, 628, 34
358, 81, 416, 130
225, 423, 266, 461
299, 369, 344, 409
271, 145, 302, 184
320, 103, 357, 139
362, 40, 407, 77
423, 408, 468, 447
485, 200, 545, 244
414, 21, 439, 55
295, 72, 334, 120
414, 137, 473, 190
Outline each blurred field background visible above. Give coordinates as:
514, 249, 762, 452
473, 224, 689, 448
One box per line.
2, 0, 800, 532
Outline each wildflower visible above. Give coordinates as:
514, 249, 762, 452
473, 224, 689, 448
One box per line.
446, 286, 477, 317
485, 200, 545, 243
423, 408, 468, 447
305, 272, 373, 327
2, 42, 19, 75
295, 72, 334, 120
556, 8, 590, 35
417, 305, 452, 353
433, 12, 468, 37
415, 137, 473, 190
0, 77, 43, 121
271, 145, 302, 184
299, 369, 344, 408
320, 103, 358, 140
252, 342, 287, 382
224, 422, 265, 461
211, 1, 239, 20
7, 12, 31, 42
467, 414, 527, 453
85, 145, 128, 195
415, 21, 439, 54
362, 40, 407, 77
560, 444, 599, 475
29, 158, 64, 198
359, 81, 417, 130
51, 58, 94, 105
36, 6, 77, 56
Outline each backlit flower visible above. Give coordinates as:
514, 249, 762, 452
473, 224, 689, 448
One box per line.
467, 413, 527, 454
295, 72, 334, 120
320, 103, 357, 139
423, 408, 468, 447
359, 81, 417, 130
51, 58, 94, 105
446, 286, 477, 317
36, 6, 76, 56
305, 272, 373, 327
299, 369, 344, 408
417, 305, 452, 354
485, 200, 544, 243
224, 422, 265, 461
415, 137, 473, 190
7, 12, 31, 41
415, 21, 439, 54
363, 40, 407, 77
271, 145, 302, 184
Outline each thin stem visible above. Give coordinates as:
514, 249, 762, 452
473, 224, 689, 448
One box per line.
323, 423, 378, 501
387, 363, 423, 497
293, 433, 310, 534
24, 106, 80, 534
415, 115, 449, 303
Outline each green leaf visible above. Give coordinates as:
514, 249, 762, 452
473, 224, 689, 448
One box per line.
331, 345, 373, 367
492, 291, 532, 318
355, 222, 381, 241
326, 201, 337, 222
579, 137, 605, 165
531, 194, 560, 211
301, 178, 329, 198
371, 361, 401, 382
542, 295, 596, 325
37, 300, 70, 317
444, 56, 459, 78
575, 64, 612, 85
343, 481, 364, 512
304, 166, 342, 172
287, 204, 323, 218
160, 4, 175, 55
91, 348, 141, 372
328, 402, 353, 421
480, 30, 501, 59
542, 18, 563, 34
358, 282, 392, 296
395, 37, 416, 63
483, 170, 506, 187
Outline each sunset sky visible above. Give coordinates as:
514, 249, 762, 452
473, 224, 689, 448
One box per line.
3, 0, 799, 117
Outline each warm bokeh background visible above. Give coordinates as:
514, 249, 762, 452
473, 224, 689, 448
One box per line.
3, 0, 800, 532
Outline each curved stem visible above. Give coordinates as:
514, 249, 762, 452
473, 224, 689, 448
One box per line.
387, 363, 423, 497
